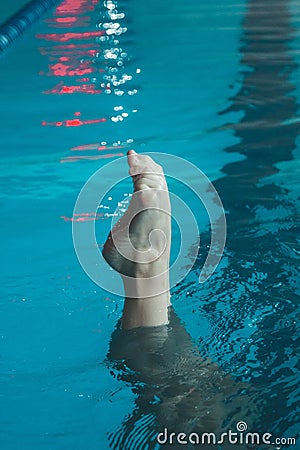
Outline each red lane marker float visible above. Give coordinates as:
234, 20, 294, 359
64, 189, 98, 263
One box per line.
60, 153, 124, 163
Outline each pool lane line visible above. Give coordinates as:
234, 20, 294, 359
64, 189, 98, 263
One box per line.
0, 0, 62, 53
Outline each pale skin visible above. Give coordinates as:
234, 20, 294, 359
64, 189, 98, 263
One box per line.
102, 150, 171, 329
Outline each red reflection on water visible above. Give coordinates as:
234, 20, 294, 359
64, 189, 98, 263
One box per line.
44, 61, 93, 77
53, 17, 77, 23
71, 143, 123, 151
60, 153, 124, 163
37, 0, 121, 169
43, 82, 102, 94
60, 212, 104, 222
36, 30, 104, 42
45, 17, 90, 28
39, 49, 97, 59
55, 0, 97, 15
42, 116, 107, 127
39, 43, 93, 53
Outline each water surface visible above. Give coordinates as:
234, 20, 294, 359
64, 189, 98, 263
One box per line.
0, 0, 299, 449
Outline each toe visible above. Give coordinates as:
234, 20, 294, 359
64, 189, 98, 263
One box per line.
127, 150, 137, 168
127, 151, 163, 174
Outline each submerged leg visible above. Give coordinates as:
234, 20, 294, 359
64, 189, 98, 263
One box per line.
102, 150, 171, 329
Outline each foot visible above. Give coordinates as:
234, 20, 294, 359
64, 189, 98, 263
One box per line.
102, 150, 171, 284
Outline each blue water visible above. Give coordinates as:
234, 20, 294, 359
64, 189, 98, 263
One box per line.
1, 0, 299, 449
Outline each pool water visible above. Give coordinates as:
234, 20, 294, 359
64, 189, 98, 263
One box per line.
1, 0, 299, 449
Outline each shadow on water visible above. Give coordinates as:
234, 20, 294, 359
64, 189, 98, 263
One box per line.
105, 0, 300, 448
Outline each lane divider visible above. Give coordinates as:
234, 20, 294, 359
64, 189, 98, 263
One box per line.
0, 0, 62, 53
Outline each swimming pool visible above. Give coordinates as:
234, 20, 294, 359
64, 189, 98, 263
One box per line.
1, 0, 299, 449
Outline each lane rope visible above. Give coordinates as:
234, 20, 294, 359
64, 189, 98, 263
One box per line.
0, 0, 62, 52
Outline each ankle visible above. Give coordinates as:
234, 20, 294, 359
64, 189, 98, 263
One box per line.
122, 272, 170, 299
121, 295, 170, 329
